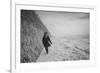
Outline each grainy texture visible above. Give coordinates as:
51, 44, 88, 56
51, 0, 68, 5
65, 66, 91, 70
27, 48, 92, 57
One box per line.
21, 10, 49, 63
37, 37, 89, 62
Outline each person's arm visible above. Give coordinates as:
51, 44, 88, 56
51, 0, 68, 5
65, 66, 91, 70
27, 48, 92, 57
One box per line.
48, 36, 52, 44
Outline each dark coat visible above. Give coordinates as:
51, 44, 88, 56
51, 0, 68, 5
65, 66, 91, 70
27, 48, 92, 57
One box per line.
42, 35, 52, 47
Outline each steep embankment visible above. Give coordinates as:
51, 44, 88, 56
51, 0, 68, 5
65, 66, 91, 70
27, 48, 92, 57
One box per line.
21, 10, 49, 63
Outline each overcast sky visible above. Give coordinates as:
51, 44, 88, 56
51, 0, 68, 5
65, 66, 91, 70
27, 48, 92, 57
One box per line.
36, 11, 89, 37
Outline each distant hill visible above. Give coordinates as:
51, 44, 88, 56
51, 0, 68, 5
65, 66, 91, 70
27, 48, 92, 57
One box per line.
21, 10, 49, 63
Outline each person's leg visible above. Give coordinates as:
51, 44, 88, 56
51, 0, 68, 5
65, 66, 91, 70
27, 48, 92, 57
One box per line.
47, 47, 48, 54
45, 47, 48, 54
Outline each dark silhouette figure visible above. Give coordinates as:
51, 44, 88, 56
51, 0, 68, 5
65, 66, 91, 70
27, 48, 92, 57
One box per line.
42, 32, 52, 54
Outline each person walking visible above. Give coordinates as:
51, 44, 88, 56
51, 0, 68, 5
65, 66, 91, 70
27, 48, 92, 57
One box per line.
42, 32, 52, 54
